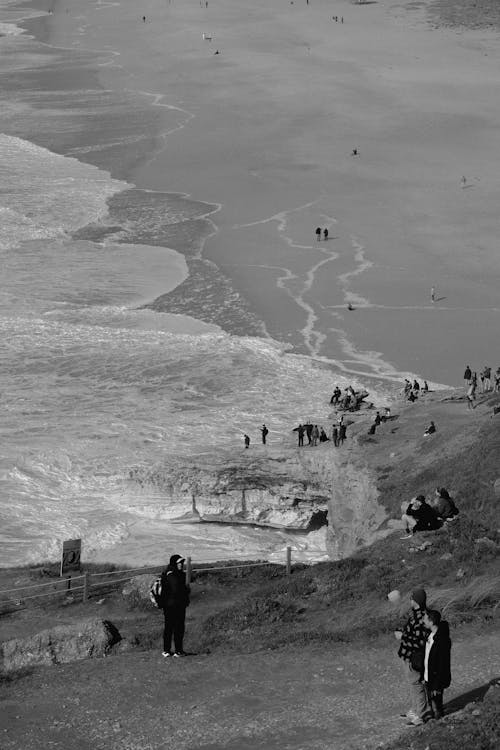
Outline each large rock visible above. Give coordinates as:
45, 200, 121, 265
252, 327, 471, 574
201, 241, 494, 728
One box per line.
0, 619, 121, 674
122, 574, 157, 609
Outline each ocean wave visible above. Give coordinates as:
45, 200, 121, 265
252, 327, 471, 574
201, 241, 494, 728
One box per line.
0, 134, 129, 248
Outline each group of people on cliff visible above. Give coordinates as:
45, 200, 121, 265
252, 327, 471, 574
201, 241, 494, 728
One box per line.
463, 364, 500, 408
294, 420, 347, 447
329, 384, 369, 412
400, 488, 459, 538
403, 378, 429, 402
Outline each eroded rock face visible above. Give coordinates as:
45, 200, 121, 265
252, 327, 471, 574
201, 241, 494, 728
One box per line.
326, 452, 389, 558
128, 448, 332, 530
0, 619, 121, 674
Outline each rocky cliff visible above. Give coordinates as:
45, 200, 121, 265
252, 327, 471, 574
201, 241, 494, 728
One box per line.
128, 429, 392, 559
129, 447, 334, 531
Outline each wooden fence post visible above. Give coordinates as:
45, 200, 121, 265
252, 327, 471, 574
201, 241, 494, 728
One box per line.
83, 571, 90, 602
186, 557, 192, 586
286, 546, 292, 577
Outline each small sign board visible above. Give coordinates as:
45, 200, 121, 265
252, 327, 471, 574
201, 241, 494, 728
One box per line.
60, 538, 82, 576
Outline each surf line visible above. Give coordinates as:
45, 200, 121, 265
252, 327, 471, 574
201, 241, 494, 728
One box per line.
232, 202, 342, 356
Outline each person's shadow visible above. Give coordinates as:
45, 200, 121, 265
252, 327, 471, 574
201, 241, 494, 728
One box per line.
445, 678, 500, 715
435, 296, 447, 302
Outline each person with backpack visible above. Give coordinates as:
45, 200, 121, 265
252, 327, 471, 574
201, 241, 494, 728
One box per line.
160, 554, 190, 658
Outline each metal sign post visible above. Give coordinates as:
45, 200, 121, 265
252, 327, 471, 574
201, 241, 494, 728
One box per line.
60, 538, 82, 577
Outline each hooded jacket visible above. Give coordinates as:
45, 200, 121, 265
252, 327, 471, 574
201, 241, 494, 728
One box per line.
161, 555, 190, 609
425, 621, 452, 691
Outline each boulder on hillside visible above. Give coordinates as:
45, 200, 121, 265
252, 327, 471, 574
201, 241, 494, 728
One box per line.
122, 574, 157, 610
0, 618, 121, 675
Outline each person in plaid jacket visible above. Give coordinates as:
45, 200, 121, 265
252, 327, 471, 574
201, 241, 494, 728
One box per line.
394, 588, 430, 725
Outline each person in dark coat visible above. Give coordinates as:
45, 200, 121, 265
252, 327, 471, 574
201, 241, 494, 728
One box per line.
402, 495, 441, 536
463, 365, 472, 385
261, 424, 269, 444
332, 425, 338, 446
338, 423, 347, 445
161, 554, 190, 657
431, 488, 459, 521
305, 423, 313, 445
423, 610, 451, 719
297, 424, 305, 447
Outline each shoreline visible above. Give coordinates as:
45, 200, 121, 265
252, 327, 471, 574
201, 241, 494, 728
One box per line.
8, 0, 499, 385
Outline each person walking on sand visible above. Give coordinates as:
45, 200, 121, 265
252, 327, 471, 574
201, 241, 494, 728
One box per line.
423, 609, 451, 720
161, 554, 190, 658
323, 228, 329, 241
394, 589, 430, 725
261, 424, 269, 445
315, 227, 322, 241
244, 434, 250, 449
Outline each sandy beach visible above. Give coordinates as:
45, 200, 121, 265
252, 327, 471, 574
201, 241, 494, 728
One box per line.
14, 0, 500, 384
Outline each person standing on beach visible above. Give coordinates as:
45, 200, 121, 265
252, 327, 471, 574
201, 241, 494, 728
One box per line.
394, 589, 429, 725
261, 424, 269, 444
311, 424, 320, 446
161, 555, 190, 658
338, 423, 347, 445
244, 434, 250, 449
323, 228, 329, 241
306, 423, 313, 445
463, 365, 472, 386
431, 287, 435, 303
315, 227, 321, 241
297, 424, 305, 447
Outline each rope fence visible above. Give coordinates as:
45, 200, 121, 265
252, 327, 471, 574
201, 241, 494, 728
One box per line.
0, 547, 293, 610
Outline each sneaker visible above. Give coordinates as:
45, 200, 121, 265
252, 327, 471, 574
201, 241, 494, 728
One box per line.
162, 651, 172, 658
173, 651, 186, 658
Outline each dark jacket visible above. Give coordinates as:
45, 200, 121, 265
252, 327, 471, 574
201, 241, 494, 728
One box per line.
433, 495, 458, 520
161, 567, 190, 609
406, 501, 441, 532
425, 621, 451, 691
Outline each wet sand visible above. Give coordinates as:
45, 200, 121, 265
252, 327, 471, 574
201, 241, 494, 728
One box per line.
20, 0, 500, 385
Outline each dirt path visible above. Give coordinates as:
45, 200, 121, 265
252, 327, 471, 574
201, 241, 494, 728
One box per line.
1, 632, 498, 750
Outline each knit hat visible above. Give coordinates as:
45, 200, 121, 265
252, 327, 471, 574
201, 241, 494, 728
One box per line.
411, 588, 427, 608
